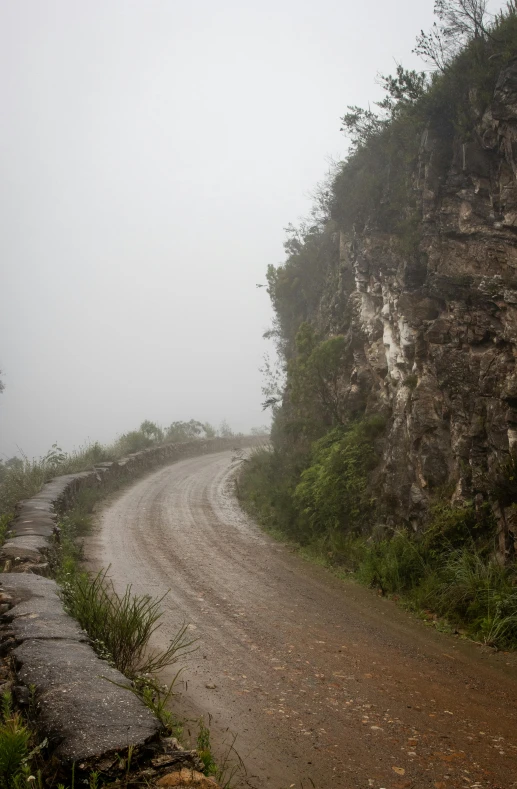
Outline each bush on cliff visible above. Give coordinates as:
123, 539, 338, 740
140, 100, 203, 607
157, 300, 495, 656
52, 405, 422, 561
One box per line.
237, 416, 385, 543
294, 417, 385, 540
267, 4, 517, 358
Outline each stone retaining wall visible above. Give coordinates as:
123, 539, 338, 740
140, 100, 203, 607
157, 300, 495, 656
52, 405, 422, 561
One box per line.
2, 435, 254, 572
0, 436, 257, 772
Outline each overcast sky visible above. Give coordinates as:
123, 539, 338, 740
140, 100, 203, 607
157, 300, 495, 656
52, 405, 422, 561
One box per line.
0, 0, 505, 458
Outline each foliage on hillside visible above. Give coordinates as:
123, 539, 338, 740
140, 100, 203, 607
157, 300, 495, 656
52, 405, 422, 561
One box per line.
239, 416, 385, 542
335, 3, 517, 231
240, 1, 517, 646
254, 0, 517, 543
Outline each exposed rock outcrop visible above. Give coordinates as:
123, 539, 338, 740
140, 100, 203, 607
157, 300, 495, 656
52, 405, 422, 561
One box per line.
311, 63, 517, 561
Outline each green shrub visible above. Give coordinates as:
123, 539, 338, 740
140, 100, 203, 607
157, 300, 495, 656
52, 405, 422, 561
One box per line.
197, 720, 217, 776
294, 417, 385, 539
237, 446, 301, 537
238, 417, 385, 544
355, 531, 429, 594
265, 223, 341, 356
165, 420, 215, 442
0, 514, 12, 549
422, 501, 495, 556
114, 431, 154, 455
139, 421, 164, 443
489, 454, 517, 508
195, 718, 244, 789
288, 326, 348, 430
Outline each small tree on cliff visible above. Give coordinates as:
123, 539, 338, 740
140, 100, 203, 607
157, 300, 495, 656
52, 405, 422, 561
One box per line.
341, 65, 428, 150
414, 0, 491, 72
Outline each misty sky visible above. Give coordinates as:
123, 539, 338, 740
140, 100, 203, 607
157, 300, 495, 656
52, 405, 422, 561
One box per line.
0, 0, 505, 458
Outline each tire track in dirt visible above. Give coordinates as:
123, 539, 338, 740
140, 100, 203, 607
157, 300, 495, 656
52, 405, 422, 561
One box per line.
86, 450, 517, 789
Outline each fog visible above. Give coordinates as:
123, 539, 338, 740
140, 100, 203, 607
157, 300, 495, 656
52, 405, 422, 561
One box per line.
1, 0, 495, 458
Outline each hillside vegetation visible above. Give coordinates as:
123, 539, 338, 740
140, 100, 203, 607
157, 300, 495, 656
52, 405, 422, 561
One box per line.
239, 0, 517, 648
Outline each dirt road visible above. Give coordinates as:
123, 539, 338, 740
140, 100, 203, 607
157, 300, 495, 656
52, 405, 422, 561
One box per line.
86, 450, 517, 789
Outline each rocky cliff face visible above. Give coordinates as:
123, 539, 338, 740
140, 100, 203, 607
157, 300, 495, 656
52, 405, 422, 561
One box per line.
312, 63, 517, 561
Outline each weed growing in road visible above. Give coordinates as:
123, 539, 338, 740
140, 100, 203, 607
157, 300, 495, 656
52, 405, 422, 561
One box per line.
195, 718, 246, 789
133, 677, 183, 736
196, 719, 218, 776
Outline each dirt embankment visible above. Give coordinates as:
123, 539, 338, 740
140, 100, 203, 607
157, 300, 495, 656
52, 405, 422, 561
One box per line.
86, 450, 517, 789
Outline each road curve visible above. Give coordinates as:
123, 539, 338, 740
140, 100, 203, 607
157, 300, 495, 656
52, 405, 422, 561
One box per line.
86, 450, 517, 789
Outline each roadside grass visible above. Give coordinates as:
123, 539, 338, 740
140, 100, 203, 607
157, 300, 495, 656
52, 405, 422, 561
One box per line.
51, 498, 196, 734
417, 547, 517, 647
268, 526, 517, 649
52, 492, 245, 786
48, 481, 196, 680
0, 458, 48, 522
0, 462, 201, 785
196, 719, 218, 777
0, 681, 177, 789
130, 677, 183, 738
237, 451, 517, 650
0, 425, 187, 533
0, 516, 11, 549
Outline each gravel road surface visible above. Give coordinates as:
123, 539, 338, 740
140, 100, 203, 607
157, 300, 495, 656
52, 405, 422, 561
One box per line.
86, 449, 517, 789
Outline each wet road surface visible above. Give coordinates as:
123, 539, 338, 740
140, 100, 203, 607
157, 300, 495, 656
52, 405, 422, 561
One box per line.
86, 450, 517, 789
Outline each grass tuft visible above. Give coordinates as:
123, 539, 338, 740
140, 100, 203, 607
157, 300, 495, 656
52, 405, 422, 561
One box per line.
61, 568, 195, 678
